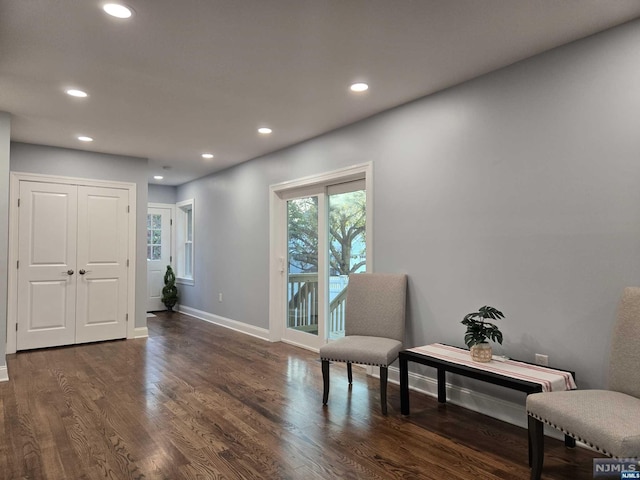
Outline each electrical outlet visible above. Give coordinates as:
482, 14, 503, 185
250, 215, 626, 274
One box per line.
218, 292, 223, 302
535, 353, 549, 366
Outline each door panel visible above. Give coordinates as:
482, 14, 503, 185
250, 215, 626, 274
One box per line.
84, 193, 122, 262
27, 281, 69, 330
327, 185, 366, 339
30, 192, 72, 264
84, 278, 119, 324
282, 192, 327, 349
287, 196, 319, 337
17, 182, 77, 350
76, 186, 128, 343
147, 207, 172, 311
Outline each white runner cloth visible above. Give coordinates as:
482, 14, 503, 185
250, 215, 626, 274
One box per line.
407, 343, 577, 392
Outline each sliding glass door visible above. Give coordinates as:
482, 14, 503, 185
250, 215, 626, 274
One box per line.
282, 180, 366, 349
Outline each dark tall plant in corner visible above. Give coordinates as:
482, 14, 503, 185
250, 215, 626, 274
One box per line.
162, 265, 179, 312
461, 305, 504, 347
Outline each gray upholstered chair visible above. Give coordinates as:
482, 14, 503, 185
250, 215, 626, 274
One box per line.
319, 273, 407, 415
526, 287, 640, 480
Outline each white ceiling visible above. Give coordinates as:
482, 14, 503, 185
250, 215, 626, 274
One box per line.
2, 1, 640, 186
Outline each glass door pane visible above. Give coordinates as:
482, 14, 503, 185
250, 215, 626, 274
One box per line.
147, 214, 163, 260
287, 196, 319, 336
328, 188, 366, 339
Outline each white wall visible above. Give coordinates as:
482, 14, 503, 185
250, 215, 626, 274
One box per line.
176, 19, 640, 394
9, 142, 149, 330
0, 113, 10, 373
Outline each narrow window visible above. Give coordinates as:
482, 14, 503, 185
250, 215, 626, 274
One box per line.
176, 199, 194, 285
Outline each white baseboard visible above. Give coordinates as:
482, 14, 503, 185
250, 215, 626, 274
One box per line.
0, 364, 8, 382
134, 326, 149, 338
178, 305, 270, 341
281, 338, 319, 354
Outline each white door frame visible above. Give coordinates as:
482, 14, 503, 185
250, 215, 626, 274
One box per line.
147, 202, 176, 311
6, 171, 137, 354
268, 162, 373, 350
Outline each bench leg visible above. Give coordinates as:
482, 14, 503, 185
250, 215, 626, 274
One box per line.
400, 356, 410, 415
347, 362, 353, 385
437, 368, 446, 403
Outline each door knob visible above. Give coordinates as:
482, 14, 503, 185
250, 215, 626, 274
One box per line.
79, 269, 85, 275
65, 269, 74, 275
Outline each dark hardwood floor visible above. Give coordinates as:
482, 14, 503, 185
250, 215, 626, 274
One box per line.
0, 312, 599, 479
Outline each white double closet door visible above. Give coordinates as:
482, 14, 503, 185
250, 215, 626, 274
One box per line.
17, 181, 129, 350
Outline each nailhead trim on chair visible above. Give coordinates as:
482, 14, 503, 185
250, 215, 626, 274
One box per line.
527, 411, 615, 457
320, 356, 389, 367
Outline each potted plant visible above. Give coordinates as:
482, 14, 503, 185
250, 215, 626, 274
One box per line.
461, 305, 504, 362
161, 265, 179, 311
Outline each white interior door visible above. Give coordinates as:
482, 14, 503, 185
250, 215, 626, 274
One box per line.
75, 186, 129, 344
17, 182, 78, 350
147, 206, 172, 311
16, 181, 129, 350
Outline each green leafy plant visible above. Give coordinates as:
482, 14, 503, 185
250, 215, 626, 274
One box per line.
161, 265, 179, 311
461, 306, 504, 347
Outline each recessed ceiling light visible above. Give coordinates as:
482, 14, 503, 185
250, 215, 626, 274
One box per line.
66, 89, 88, 98
350, 82, 369, 92
202, 153, 214, 159
103, 3, 133, 18
77, 136, 93, 142
154, 175, 164, 180
258, 127, 272, 135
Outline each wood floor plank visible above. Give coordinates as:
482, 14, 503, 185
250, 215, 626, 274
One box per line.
0, 311, 600, 479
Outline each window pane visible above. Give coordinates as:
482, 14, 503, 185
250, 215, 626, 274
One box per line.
185, 243, 192, 277
147, 246, 152, 261
329, 189, 366, 276
177, 200, 195, 282
186, 209, 193, 242
287, 196, 318, 336
328, 188, 366, 340
152, 214, 162, 229
152, 229, 161, 244
152, 246, 161, 260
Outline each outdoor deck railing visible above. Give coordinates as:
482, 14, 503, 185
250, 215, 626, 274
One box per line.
287, 273, 318, 330
328, 286, 347, 336
287, 273, 347, 336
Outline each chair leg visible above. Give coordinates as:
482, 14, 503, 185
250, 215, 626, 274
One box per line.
322, 360, 329, 405
380, 366, 388, 415
347, 362, 353, 384
528, 415, 544, 480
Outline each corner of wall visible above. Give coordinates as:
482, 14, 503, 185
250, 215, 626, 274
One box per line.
0, 112, 11, 368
